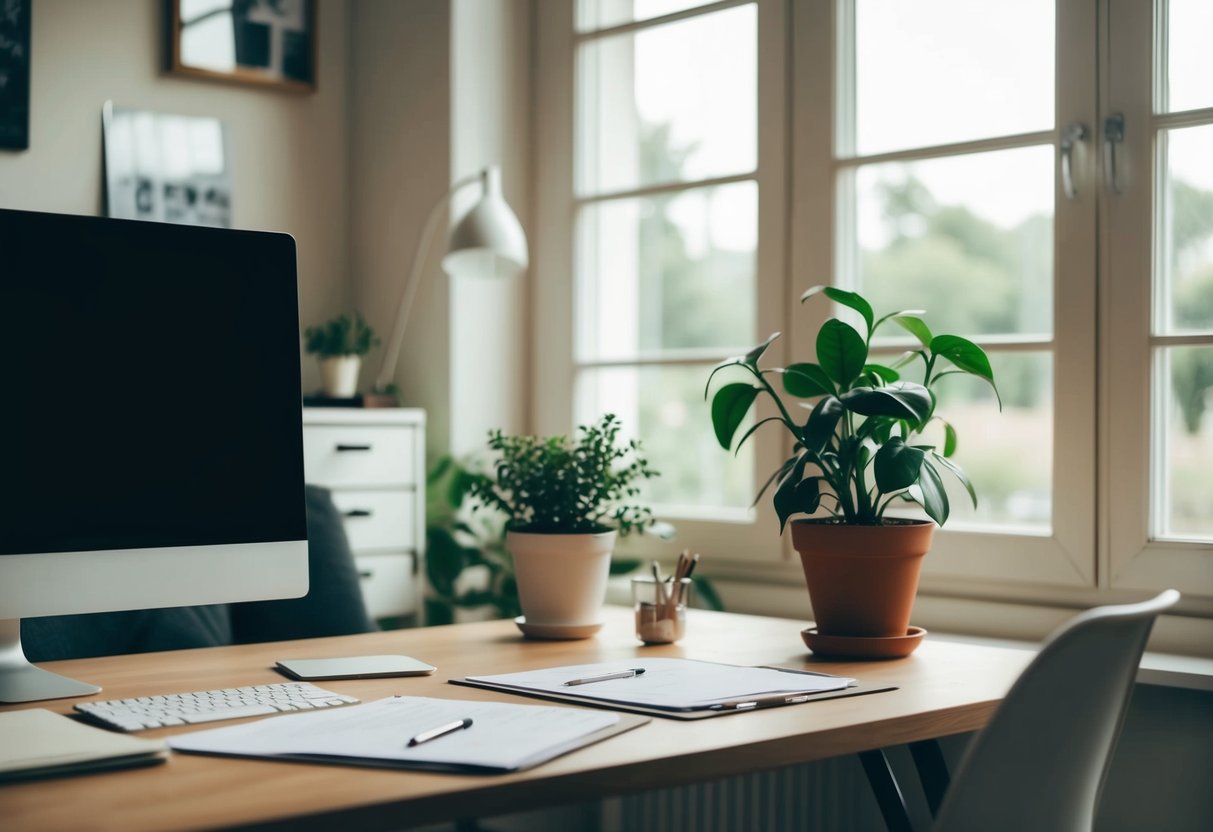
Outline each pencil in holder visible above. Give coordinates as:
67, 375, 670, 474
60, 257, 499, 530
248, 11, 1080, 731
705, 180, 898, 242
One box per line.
631, 576, 691, 645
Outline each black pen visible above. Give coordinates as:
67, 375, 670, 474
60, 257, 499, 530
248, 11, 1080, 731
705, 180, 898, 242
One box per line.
563, 668, 646, 686
407, 717, 473, 747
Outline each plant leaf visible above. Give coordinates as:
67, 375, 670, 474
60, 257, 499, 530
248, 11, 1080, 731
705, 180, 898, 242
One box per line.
609, 558, 642, 575
710, 383, 759, 449
802, 285, 875, 337
862, 363, 900, 384
932, 451, 977, 508
803, 395, 844, 454
917, 460, 950, 525
839, 381, 932, 424
930, 334, 995, 382
732, 415, 785, 456
704, 357, 744, 399
895, 315, 934, 348
773, 454, 812, 533
753, 455, 797, 507
691, 575, 726, 611
816, 319, 868, 386
780, 363, 835, 398
940, 419, 958, 457
873, 437, 925, 493
873, 308, 925, 335
743, 332, 781, 369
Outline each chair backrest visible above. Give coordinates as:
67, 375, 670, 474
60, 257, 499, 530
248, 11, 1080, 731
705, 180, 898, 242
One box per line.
933, 589, 1179, 832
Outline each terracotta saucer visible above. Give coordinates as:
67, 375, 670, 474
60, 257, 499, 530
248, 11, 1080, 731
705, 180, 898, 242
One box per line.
801, 626, 927, 659
514, 616, 604, 640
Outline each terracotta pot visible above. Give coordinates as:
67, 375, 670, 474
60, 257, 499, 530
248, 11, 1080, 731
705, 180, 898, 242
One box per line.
506, 529, 616, 629
790, 519, 934, 638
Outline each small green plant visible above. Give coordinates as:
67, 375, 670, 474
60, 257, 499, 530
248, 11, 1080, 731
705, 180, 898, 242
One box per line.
469, 413, 661, 536
708, 286, 1000, 530
303, 312, 379, 358
426, 454, 723, 622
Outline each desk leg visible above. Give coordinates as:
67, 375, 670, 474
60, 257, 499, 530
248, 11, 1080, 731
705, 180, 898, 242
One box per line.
909, 739, 950, 817
858, 749, 914, 832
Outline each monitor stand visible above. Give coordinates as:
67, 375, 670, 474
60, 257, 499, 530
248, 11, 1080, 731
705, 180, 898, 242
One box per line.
0, 619, 101, 703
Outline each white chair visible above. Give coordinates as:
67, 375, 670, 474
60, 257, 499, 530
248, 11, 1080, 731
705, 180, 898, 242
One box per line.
932, 589, 1180, 831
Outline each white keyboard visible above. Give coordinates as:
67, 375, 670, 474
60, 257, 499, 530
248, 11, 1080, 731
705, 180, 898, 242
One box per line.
75, 682, 360, 732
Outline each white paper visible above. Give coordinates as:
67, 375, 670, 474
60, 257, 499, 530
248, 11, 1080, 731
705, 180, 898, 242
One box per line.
468, 658, 854, 710
169, 696, 618, 772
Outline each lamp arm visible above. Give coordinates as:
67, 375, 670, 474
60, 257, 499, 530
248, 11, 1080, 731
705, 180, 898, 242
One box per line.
373, 170, 486, 392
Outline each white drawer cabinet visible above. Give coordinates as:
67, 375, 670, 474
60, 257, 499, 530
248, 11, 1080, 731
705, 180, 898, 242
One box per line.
302, 408, 425, 624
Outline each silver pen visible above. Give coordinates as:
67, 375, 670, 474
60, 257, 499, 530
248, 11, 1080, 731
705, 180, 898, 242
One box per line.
562, 668, 646, 686
407, 717, 473, 747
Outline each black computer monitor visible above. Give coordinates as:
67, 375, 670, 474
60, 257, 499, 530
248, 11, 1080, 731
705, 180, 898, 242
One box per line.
0, 209, 309, 702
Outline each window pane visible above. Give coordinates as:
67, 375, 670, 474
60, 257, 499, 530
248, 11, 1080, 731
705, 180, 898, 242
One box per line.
854, 0, 1054, 155
577, 365, 754, 515
853, 146, 1055, 340
1157, 347, 1213, 541
1162, 0, 1213, 113
578, 182, 757, 361
886, 351, 1053, 532
577, 0, 719, 32
1157, 125, 1213, 335
578, 5, 756, 194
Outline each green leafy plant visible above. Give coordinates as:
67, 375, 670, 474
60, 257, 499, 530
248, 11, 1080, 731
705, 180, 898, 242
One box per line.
708, 286, 1000, 530
469, 413, 661, 536
425, 455, 519, 625
303, 312, 380, 359
427, 454, 724, 623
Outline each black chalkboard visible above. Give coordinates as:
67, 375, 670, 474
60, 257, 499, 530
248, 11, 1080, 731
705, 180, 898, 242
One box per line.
0, 0, 30, 151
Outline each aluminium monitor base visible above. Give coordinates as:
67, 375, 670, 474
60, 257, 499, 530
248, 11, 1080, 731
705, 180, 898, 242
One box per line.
0, 619, 101, 703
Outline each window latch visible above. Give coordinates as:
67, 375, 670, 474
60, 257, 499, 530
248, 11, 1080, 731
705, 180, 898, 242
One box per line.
1060, 122, 1088, 200
1103, 113, 1125, 194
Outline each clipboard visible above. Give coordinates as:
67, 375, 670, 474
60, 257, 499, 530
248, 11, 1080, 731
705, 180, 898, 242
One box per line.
450, 664, 898, 721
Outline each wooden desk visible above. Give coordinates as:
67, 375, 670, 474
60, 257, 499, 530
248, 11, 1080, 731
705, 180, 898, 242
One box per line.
0, 608, 1032, 831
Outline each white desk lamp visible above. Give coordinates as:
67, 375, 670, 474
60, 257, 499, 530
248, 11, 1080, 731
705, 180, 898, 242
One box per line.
374, 165, 529, 394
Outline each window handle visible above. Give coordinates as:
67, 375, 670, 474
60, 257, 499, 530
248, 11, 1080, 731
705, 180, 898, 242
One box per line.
335, 443, 372, 452
1103, 113, 1125, 194
1060, 122, 1088, 200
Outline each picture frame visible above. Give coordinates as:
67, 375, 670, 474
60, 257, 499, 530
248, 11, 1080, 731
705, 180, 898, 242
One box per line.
167, 0, 316, 93
0, 0, 32, 150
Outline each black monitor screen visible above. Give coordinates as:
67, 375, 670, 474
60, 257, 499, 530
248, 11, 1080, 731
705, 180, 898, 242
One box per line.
0, 210, 306, 555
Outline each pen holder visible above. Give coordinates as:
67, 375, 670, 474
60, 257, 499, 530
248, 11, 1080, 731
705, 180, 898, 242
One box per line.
632, 576, 691, 645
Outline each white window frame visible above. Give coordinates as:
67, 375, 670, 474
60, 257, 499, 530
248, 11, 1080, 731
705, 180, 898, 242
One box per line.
534, 0, 790, 567
1103, 0, 1213, 601
533, 0, 1213, 633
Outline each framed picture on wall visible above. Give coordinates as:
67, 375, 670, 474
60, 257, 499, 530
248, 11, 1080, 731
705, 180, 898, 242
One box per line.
0, 0, 32, 150
167, 0, 316, 93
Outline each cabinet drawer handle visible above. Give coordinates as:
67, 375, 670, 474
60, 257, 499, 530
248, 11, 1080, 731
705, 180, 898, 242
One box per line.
357, 569, 374, 579
335, 443, 372, 452
343, 509, 373, 518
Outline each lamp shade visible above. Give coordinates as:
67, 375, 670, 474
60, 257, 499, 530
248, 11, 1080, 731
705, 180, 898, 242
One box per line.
441, 167, 529, 277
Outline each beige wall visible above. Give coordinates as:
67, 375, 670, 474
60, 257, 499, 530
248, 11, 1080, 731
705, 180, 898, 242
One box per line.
0, 0, 533, 461
0, 0, 351, 393
449, 0, 532, 455
347, 0, 453, 459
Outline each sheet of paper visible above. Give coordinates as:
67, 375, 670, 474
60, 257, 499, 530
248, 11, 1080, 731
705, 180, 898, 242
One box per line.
468, 658, 854, 710
169, 696, 618, 772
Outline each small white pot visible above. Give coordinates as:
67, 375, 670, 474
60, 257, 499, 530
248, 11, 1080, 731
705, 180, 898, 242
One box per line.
319, 355, 361, 398
507, 529, 617, 627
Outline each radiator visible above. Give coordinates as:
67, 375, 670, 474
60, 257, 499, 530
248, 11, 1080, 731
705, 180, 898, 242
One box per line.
603, 756, 887, 832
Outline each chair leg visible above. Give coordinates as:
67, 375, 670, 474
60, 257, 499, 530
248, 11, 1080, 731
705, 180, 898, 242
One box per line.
909, 739, 950, 817
858, 749, 915, 832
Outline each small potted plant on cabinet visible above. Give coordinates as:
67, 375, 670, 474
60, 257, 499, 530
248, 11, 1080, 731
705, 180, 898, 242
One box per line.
708, 286, 999, 657
304, 312, 380, 399
468, 413, 664, 639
